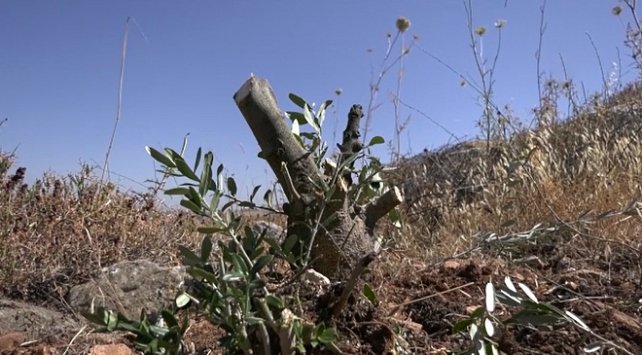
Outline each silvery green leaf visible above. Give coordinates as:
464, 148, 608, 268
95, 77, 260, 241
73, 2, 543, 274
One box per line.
452, 318, 476, 333
518, 282, 538, 303
199, 152, 213, 195
265, 295, 284, 309
362, 283, 377, 304
288, 92, 307, 109
485, 282, 495, 312
505, 310, 560, 326
174, 154, 200, 181
368, 136, 385, 146
201, 236, 213, 261
499, 289, 522, 306
317, 99, 332, 127
216, 164, 224, 191
249, 185, 261, 202
227, 177, 237, 196
303, 104, 320, 133
565, 310, 590, 331
146, 146, 175, 168
583, 343, 602, 353
159, 313, 177, 333
504, 276, 517, 292
222, 272, 243, 282
178, 245, 202, 267
179, 133, 189, 155
250, 255, 273, 275
175, 292, 191, 308
193, 147, 202, 171
165, 187, 191, 196
180, 199, 202, 215
470, 306, 485, 318
484, 318, 495, 337
469, 323, 478, 340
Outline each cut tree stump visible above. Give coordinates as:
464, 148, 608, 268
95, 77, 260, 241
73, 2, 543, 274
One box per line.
234, 75, 402, 280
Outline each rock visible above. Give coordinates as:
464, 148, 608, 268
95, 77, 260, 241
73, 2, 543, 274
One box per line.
251, 220, 284, 242
67, 260, 185, 320
89, 343, 132, 355
440, 259, 463, 273
0, 299, 81, 341
0, 331, 26, 352
302, 269, 330, 286
466, 305, 481, 314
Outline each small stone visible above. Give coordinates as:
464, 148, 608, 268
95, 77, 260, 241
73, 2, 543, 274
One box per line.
0, 332, 26, 352
302, 269, 330, 286
466, 305, 481, 314
440, 259, 462, 272
90, 343, 132, 355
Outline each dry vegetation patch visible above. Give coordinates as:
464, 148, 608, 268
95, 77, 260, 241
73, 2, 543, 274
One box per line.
0, 163, 202, 309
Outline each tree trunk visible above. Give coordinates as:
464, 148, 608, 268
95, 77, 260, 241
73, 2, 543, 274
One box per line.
234, 76, 402, 280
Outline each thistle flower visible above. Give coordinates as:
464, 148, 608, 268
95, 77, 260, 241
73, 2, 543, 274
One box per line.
396, 17, 411, 33
494, 19, 507, 29
475, 26, 486, 36
612, 5, 622, 16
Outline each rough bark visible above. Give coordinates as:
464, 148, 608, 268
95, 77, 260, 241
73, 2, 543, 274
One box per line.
234, 76, 402, 280
337, 105, 364, 186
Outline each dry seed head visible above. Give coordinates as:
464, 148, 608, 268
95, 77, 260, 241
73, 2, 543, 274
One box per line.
494, 19, 507, 29
612, 5, 622, 16
475, 26, 486, 36
396, 17, 411, 33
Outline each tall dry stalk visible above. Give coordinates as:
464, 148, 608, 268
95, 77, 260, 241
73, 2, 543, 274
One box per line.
362, 18, 416, 150
98, 17, 130, 197
464, 0, 505, 149
391, 17, 412, 162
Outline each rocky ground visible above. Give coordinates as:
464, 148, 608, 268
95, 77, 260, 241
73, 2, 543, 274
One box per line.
1, 232, 640, 354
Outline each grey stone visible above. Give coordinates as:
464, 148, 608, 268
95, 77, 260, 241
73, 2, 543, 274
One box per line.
0, 298, 81, 340
302, 269, 330, 286
67, 259, 186, 320
251, 220, 284, 243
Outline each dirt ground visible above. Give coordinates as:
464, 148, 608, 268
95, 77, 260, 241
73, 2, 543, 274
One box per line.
6, 230, 640, 355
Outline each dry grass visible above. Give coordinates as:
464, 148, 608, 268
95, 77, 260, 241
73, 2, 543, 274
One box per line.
0, 162, 203, 309
385, 81, 642, 268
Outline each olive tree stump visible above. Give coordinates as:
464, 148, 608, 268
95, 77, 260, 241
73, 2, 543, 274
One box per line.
234, 76, 402, 280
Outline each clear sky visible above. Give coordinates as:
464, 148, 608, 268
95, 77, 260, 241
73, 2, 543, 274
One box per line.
0, 1, 636, 195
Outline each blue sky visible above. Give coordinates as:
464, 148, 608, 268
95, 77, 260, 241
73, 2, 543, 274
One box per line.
0, 1, 636, 195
